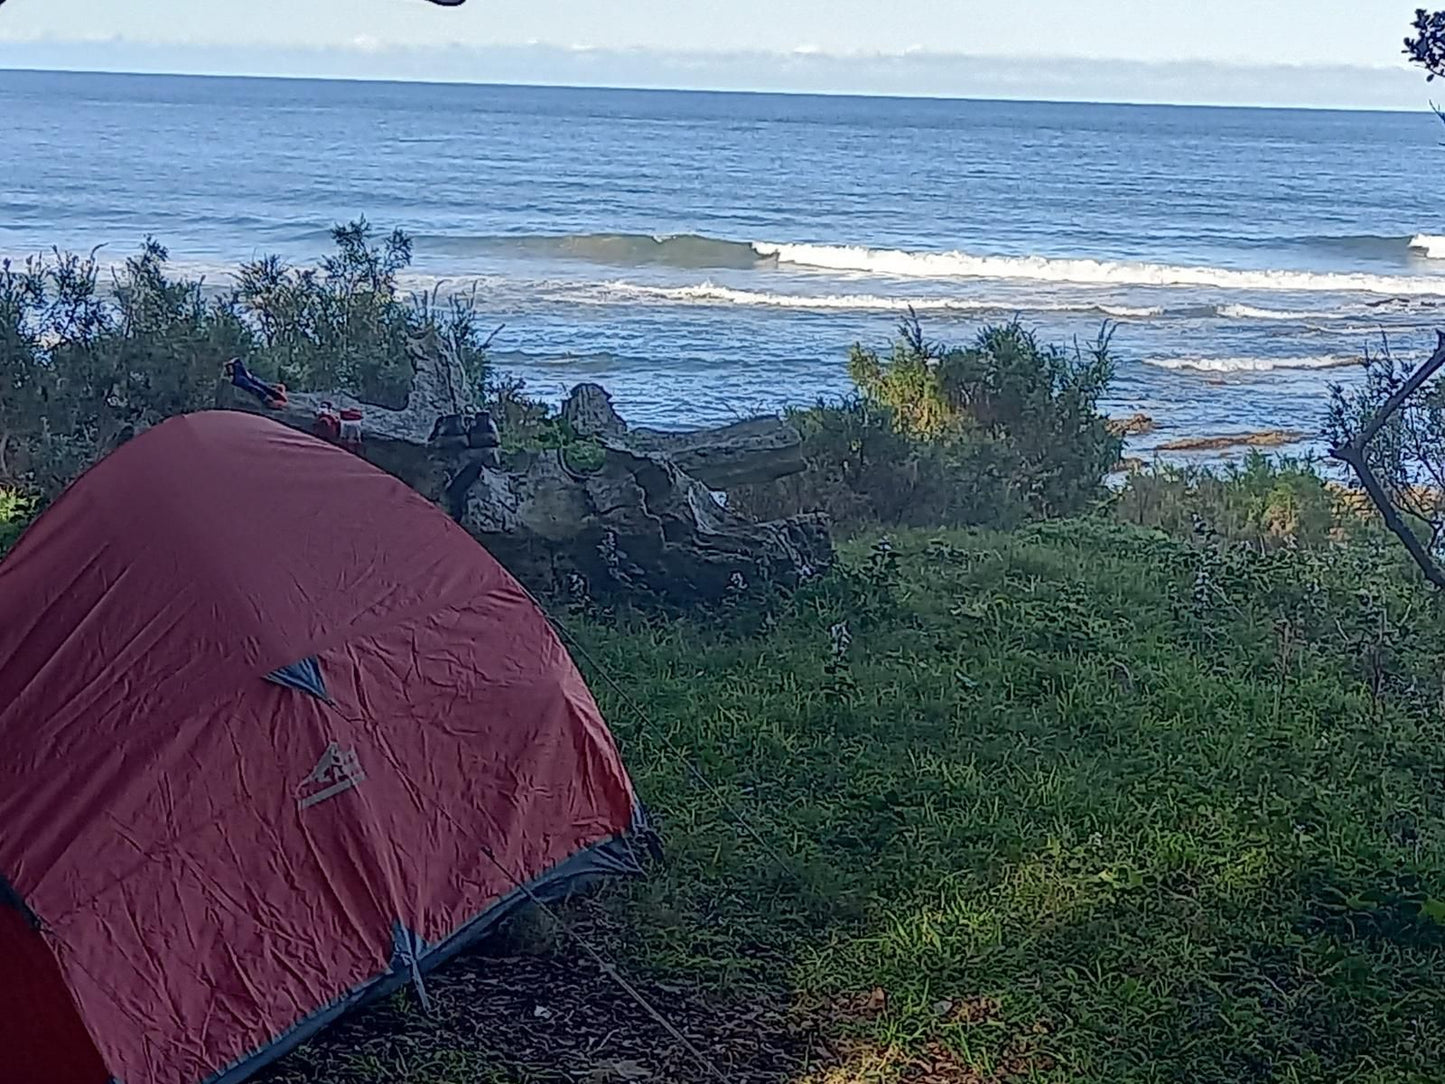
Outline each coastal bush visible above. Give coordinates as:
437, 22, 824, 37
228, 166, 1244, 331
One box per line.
0, 242, 250, 495
1111, 453, 1343, 549
0, 221, 493, 499
732, 316, 1122, 529
236, 219, 492, 409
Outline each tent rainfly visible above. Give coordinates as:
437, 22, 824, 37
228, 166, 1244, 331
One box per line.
0, 410, 649, 1084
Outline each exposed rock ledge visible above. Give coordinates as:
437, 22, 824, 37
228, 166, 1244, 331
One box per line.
215, 332, 831, 604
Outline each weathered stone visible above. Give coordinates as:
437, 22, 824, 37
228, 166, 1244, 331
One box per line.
215, 327, 475, 501
459, 447, 830, 603
557, 383, 806, 490
561, 383, 627, 439
625, 416, 806, 489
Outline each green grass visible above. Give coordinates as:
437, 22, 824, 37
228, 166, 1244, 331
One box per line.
563, 520, 1445, 1083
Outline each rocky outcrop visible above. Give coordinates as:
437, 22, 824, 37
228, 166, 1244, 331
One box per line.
215, 341, 830, 605
560, 383, 806, 489
1157, 429, 1306, 452
560, 383, 627, 440
458, 447, 830, 602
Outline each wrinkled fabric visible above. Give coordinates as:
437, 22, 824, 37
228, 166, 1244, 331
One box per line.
0, 411, 637, 1084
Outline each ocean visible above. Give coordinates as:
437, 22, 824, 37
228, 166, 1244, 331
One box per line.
5, 68, 1445, 454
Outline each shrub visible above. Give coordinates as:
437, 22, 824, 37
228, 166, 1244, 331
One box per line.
732, 394, 1026, 529
1325, 341, 1445, 560
0, 221, 494, 499
0, 242, 251, 494
1111, 453, 1344, 549
236, 219, 492, 409
732, 316, 1122, 530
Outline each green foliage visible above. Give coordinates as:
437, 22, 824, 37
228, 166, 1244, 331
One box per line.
1112, 453, 1344, 549
1325, 344, 1445, 555
0, 241, 250, 493
555, 523, 1445, 1084
237, 219, 491, 409
497, 409, 605, 468
0, 488, 33, 555
0, 221, 493, 498
733, 316, 1122, 530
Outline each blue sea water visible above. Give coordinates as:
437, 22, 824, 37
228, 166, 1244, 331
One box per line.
5, 68, 1445, 454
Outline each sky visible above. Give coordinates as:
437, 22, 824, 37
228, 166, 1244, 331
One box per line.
0, 0, 1431, 109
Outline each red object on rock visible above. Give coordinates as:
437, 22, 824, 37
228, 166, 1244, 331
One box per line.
313, 403, 341, 443
0, 411, 644, 1084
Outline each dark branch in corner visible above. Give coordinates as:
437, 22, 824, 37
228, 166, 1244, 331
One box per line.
1329, 330, 1445, 589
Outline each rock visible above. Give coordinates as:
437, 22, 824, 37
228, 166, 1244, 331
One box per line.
217, 342, 831, 606
561, 384, 806, 488
468, 411, 500, 449
215, 327, 475, 500
589, 1059, 652, 1082
459, 447, 831, 604
1106, 412, 1156, 438
1157, 429, 1306, 452
561, 383, 627, 439
626, 416, 807, 489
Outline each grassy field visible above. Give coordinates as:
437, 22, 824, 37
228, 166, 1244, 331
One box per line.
9, 490, 1445, 1082
558, 522, 1445, 1083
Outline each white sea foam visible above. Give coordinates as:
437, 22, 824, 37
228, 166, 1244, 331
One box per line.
752, 241, 1445, 296
1100, 304, 1166, 318
1145, 354, 1361, 373
1409, 233, 1445, 259
1216, 303, 1332, 321
600, 281, 1162, 316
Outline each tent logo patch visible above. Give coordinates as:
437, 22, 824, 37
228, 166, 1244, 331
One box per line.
296, 742, 367, 810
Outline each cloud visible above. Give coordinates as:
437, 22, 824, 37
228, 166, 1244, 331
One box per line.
0, 38, 1429, 111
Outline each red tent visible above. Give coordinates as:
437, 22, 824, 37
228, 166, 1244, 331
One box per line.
0, 411, 648, 1084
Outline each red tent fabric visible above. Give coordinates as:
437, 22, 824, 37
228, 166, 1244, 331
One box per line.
0, 411, 646, 1084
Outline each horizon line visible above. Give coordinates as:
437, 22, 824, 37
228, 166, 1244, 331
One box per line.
0, 64, 1434, 115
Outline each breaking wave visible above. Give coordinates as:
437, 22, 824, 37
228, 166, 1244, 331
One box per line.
756, 241, 1445, 296
594, 282, 1362, 323
599, 281, 1163, 316
412, 231, 1445, 293
1145, 354, 1361, 373
1216, 303, 1332, 321
1409, 233, 1445, 260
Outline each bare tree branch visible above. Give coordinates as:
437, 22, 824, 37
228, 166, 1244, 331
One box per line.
1330, 330, 1445, 589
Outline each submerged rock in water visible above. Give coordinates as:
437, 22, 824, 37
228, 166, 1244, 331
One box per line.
1106, 412, 1156, 438
216, 337, 830, 605
1157, 429, 1306, 452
